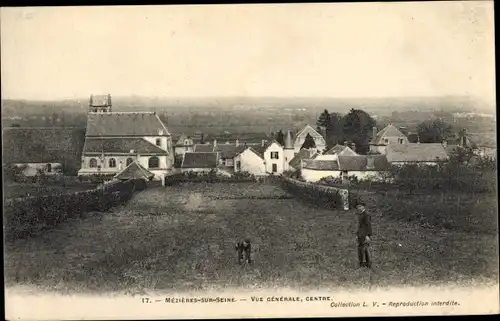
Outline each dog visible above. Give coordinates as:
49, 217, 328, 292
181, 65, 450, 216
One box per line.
235, 239, 252, 265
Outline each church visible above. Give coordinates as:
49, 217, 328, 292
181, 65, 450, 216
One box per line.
77, 95, 175, 180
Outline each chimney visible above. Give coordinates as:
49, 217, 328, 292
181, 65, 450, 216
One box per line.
213, 139, 217, 147
367, 156, 375, 169
236, 139, 239, 147
372, 127, 377, 142
351, 143, 356, 152
261, 139, 265, 147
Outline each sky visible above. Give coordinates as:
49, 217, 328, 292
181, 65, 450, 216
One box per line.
0, 2, 496, 104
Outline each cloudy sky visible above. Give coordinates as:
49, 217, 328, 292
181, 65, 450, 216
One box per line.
1, 2, 495, 103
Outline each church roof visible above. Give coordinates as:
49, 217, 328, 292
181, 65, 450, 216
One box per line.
85, 112, 170, 137
82, 137, 167, 154
114, 161, 155, 181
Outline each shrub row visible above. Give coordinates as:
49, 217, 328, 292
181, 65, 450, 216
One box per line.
4, 178, 147, 241
165, 170, 265, 185
281, 176, 354, 210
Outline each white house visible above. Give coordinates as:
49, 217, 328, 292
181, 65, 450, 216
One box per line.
314, 143, 358, 161
78, 96, 175, 180
233, 147, 266, 176
369, 124, 409, 154
293, 125, 327, 153
300, 155, 391, 183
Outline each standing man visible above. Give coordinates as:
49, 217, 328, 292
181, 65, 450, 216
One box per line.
356, 204, 372, 268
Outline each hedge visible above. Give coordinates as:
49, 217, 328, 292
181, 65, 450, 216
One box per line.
165, 171, 266, 185
3, 178, 147, 241
281, 176, 354, 210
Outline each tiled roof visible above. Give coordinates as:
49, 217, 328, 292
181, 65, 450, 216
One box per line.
215, 144, 248, 159
2, 127, 85, 165
194, 144, 214, 152
302, 159, 340, 171
85, 112, 170, 136
181, 152, 218, 169
295, 124, 323, 140
288, 149, 313, 169
385, 143, 449, 163
324, 144, 346, 155
373, 124, 407, 144
337, 155, 391, 171
114, 161, 155, 180
284, 130, 294, 149
82, 138, 168, 154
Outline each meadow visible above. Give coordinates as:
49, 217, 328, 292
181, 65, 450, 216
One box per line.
4, 182, 498, 295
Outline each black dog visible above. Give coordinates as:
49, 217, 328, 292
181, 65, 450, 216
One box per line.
235, 239, 252, 265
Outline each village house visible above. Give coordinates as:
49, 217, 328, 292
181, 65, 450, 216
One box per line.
313, 143, 358, 161
3, 127, 85, 176
233, 147, 266, 176
180, 152, 218, 174
292, 125, 327, 153
300, 155, 391, 183
78, 95, 175, 180
385, 143, 449, 166
174, 134, 194, 156
369, 124, 409, 154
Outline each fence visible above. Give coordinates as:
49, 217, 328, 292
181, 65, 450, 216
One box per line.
281, 176, 353, 210
4, 178, 147, 242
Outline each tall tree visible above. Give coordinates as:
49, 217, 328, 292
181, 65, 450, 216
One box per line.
342, 109, 376, 153
301, 133, 316, 150
276, 130, 285, 146
417, 119, 453, 143
316, 109, 331, 129
325, 112, 343, 148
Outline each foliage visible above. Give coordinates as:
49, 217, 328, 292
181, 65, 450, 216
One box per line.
300, 133, 316, 149
316, 109, 331, 128
325, 112, 344, 148
275, 130, 285, 146
165, 170, 261, 185
342, 108, 376, 153
416, 119, 454, 143
4, 178, 147, 241
281, 176, 349, 209
3, 164, 27, 183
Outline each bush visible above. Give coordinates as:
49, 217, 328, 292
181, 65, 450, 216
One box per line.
4, 178, 147, 241
281, 176, 351, 210
164, 170, 259, 185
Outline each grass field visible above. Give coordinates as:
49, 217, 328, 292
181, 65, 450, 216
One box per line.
4, 182, 498, 295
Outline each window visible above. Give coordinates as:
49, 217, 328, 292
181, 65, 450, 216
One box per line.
46, 163, 52, 172
109, 158, 116, 168
148, 156, 160, 169
126, 158, 134, 166
89, 158, 97, 168
226, 159, 234, 166
155, 138, 161, 146
184, 140, 189, 145
236, 161, 241, 171
399, 138, 404, 144
384, 138, 389, 144
272, 163, 278, 172
271, 151, 279, 159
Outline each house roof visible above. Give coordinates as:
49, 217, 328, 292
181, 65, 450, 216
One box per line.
302, 159, 340, 171
181, 152, 218, 169
324, 144, 346, 155
288, 149, 313, 169
372, 124, 407, 145
215, 144, 247, 159
337, 155, 391, 171
284, 130, 294, 149
385, 143, 449, 163
89, 94, 111, 107
295, 124, 323, 140
194, 144, 214, 152
82, 137, 168, 154
2, 127, 86, 164
114, 161, 155, 180
85, 112, 170, 137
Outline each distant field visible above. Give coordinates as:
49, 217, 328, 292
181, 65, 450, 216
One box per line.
4, 182, 498, 294
3, 182, 98, 199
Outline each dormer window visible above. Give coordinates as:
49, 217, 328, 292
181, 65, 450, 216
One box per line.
155, 138, 161, 146
158, 129, 164, 135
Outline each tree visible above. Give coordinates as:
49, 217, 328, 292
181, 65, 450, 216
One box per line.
301, 133, 316, 149
316, 109, 330, 129
325, 112, 343, 148
342, 109, 376, 153
417, 119, 453, 143
276, 130, 285, 146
